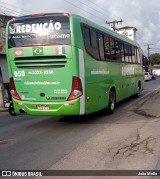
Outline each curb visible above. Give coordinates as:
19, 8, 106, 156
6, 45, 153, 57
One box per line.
127, 87, 160, 118
0, 108, 8, 112
127, 87, 160, 109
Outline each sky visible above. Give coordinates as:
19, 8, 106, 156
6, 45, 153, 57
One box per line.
1, 0, 160, 56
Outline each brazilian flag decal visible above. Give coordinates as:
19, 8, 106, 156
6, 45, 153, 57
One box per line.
33, 47, 43, 56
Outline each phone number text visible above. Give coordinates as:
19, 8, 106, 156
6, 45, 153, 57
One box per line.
28, 70, 54, 75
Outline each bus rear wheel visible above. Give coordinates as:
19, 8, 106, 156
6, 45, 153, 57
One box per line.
9, 102, 17, 116
135, 82, 141, 98
103, 90, 116, 115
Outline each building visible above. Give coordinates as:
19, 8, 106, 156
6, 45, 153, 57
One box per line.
116, 26, 138, 41
0, 14, 13, 107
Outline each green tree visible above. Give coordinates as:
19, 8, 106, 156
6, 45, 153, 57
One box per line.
149, 53, 160, 65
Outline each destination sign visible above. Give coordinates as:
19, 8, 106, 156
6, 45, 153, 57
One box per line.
9, 21, 62, 34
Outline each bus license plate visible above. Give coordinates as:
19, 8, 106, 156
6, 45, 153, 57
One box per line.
37, 105, 49, 110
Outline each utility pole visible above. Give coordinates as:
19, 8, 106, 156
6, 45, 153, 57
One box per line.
144, 44, 153, 70
106, 19, 123, 31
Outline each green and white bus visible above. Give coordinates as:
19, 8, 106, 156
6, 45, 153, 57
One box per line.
6, 13, 144, 116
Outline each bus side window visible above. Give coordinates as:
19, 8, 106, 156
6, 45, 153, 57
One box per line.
104, 34, 111, 60
115, 40, 122, 61
90, 29, 100, 59
135, 48, 138, 63
132, 46, 135, 63
139, 48, 143, 64
90, 29, 98, 48
82, 26, 91, 48
128, 45, 132, 63
82, 25, 100, 60
110, 37, 116, 61
98, 33, 105, 60
137, 48, 141, 64
121, 42, 125, 62
124, 43, 129, 62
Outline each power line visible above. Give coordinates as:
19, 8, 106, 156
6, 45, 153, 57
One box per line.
0, 1, 33, 17
67, 0, 149, 54
64, 0, 106, 22
0, 8, 7, 16
85, 0, 146, 42
85, 0, 122, 21
65, 0, 146, 46
144, 44, 154, 67
0, 0, 31, 15
76, 0, 111, 21
0, 0, 150, 52
106, 19, 123, 31
0, 4, 24, 16
77, 0, 121, 22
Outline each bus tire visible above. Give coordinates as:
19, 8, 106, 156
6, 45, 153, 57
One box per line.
135, 82, 141, 98
9, 102, 17, 116
107, 90, 116, 115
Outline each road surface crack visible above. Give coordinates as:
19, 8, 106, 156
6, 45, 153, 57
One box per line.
108, 130, 156, 160
0, 139, 16, 146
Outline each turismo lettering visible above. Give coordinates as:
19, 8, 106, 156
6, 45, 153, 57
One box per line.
10, 22, 61, 34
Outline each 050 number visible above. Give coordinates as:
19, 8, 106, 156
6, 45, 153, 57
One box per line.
14, 71, 25, 77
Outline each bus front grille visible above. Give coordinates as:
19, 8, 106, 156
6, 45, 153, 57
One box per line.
14, 56, 67, 69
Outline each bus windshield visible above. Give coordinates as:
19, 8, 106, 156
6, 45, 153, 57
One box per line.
8, 15, 71, 48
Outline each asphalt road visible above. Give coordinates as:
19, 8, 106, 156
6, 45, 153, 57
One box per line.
0, 78, 160, 177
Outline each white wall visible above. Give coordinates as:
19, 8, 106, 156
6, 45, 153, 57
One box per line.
117, 29, 136, 41
0, 56, 9, 83
0, 83, 3, 107
0, 56, 9, 107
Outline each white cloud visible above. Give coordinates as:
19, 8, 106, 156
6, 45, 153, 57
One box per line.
142, 28, 153, 42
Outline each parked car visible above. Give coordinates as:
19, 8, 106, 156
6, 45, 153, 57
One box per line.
151, 73, 156, 80
144, 72, 152, 81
